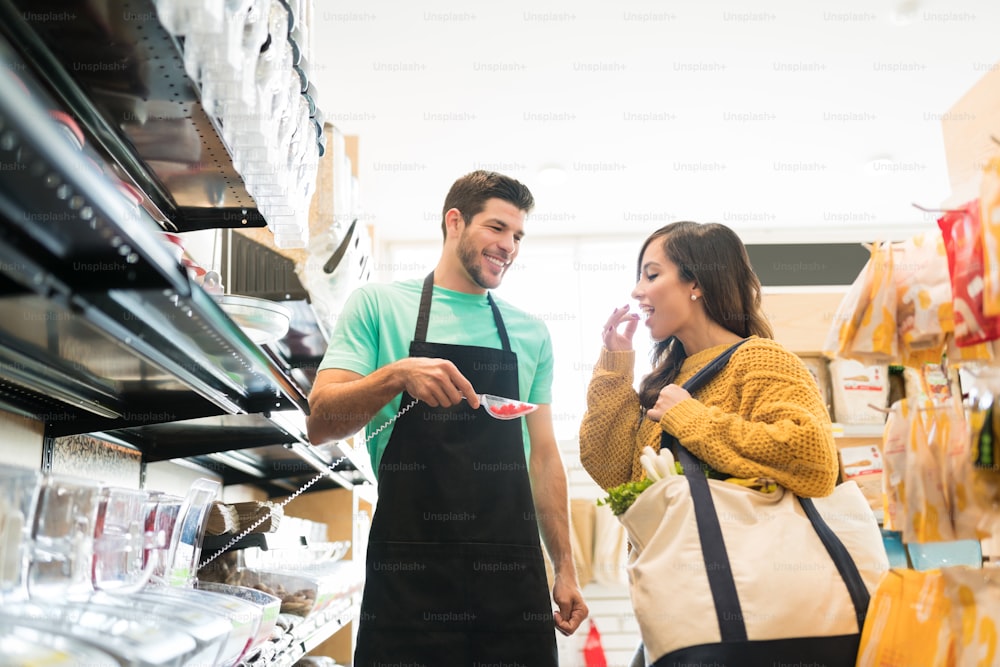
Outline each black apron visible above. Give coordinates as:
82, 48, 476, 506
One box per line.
354, 273, 557, 666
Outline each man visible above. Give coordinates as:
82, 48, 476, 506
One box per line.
307, 171, 587, 665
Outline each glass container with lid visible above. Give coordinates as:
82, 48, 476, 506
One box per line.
92, 487, 159, 595
0, 600, 199, 667
132, 585, 262, 666
25, 474, 102, 602
0, 623, 122, 666
0, 465, 42, 604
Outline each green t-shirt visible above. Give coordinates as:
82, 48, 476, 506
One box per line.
318, 278, 554, 474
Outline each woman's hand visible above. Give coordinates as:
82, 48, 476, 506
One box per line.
602, 305, 640, 351
645, 384, 691, 422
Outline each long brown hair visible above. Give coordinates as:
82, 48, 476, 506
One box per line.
637, 221, 773, 409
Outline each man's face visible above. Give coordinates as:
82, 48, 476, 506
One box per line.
455, 198, 526, 290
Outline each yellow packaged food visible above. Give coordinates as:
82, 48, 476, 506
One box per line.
980, 157, 1000, 317
856, 568, 955, 667
942, 566, 1000, 667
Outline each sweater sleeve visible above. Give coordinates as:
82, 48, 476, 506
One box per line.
578, 348, 646, 491
659, 343, 839, 497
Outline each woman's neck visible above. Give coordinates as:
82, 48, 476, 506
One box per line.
677, 327, 745, 357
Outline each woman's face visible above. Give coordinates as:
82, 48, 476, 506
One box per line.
630, 239, 697, 342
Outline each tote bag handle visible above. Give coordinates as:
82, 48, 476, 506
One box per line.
667, 339, 871, 642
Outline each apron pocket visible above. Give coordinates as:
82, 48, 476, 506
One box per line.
463, 542, 553, 634
362, 541, 472, 632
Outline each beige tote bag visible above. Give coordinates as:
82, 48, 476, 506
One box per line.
621, 341, 889, 665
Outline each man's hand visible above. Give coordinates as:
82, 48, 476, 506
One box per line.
552, 574, 588, 636
307, 356, 479, 444
397, 357, 479, 409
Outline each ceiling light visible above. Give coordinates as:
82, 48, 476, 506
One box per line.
890, 0, 920, 26
536, 165, 568, 186
864, 154, 895, 175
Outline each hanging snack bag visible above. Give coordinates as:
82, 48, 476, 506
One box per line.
980, 156, 1000, 317
856, 569, 956, 667
893, 231, 953, 366
903, 401, 956, 543
938, 201, 1000, 347
850, 240, 899, 365
824, 243, 877, 360
882, 399, 910, 532
926, 397, 985, 541
942, 567, 1000, 667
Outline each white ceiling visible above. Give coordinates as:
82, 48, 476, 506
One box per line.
309, 0, 1000, 245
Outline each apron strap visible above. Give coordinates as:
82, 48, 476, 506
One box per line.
415, 271, 511, 352
415, 272, 435, 343
487, 292, 511, 352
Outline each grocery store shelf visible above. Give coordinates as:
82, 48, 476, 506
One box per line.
297, 596, 360, 655
335, 439, 376, 486
0, 31, 311, 445
201, 531, 307, 557
183, 439, 369, 497
832, 422, 886, 439
0, 0, 266, 231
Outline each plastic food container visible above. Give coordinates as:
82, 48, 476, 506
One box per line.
154, 478, 220, 588
295, 558, 365, 602
196, 580, 281, 653
0, 623, 122, 666
0, 600, 199, 667
227, 567, 333, 617
143, 492, 182, 582
92, 487, 157, 595
213, 294, 291, 344
0, 466, 42, 603
160, 232, 186, 263
26, 474, 102, 601
88, 590, 230, 667
241, 540, 350, 570
230, 558, 364, 620
134, 585, 262, 666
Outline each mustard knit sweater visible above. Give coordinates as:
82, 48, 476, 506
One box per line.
579, 337, 839, 498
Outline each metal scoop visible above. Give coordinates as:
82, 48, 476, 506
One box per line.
465, 394, 539, 420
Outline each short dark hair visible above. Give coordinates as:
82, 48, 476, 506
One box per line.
440, 170, 535, 238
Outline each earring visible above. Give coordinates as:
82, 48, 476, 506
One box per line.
690, 294, 698, 301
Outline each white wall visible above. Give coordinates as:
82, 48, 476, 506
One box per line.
0, 413, 43, 469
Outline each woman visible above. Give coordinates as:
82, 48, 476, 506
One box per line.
579, 221, 838, 497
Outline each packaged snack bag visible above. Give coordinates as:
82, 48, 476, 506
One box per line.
824, 244, 876, 360
980, 157, 1000, 317
938, 201, 1000, 347
893, 231, 953, 366
904, 401, 956, 543
856, 241, 899, 364
942, 566, 1000, 667
856, 568, 955, 667
829, 358, 890, 425
882, 399, 909, 532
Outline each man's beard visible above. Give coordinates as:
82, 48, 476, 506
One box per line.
457, 232, 505, 289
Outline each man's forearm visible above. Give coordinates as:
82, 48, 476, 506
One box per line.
306, 366, 406, 444
530, 454, 576, 578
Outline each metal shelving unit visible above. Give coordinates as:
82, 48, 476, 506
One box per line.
0, 4, 367, 663
0, 0, 267, 231
0, 42, 305, 429
0, 5, 373, 489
